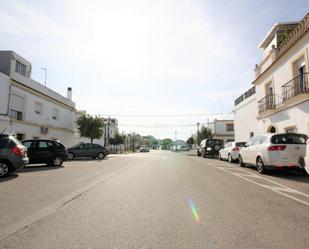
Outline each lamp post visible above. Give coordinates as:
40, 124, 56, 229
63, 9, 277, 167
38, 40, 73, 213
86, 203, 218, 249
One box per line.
196, 122, 200, 146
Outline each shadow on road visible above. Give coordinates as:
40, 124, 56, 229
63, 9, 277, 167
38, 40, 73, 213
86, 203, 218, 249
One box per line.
19, 165, 64, 173
0, 173, 18, 183
68, 157, 108, 162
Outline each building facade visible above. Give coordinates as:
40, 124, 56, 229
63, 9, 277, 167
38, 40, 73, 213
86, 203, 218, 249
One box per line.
207, 119, 235, 144
234, 13, 309, 140
0, 51, 76, 146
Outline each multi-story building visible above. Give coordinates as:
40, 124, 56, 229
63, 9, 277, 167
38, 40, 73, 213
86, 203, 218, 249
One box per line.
0, 51, 76, 145
233, 87, 258, 142
206, 119, 234, 144
234, 13, 309, 140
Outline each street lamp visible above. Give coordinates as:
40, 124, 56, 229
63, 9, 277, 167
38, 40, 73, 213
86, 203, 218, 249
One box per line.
196, 122, 200, 146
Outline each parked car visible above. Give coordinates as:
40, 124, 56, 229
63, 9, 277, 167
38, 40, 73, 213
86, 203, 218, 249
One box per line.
140, 145, 150, 152
178, 145, 190, 151
219, 142, 246, 163
67, 143, 109, 160
22, 139, 68, 166
239, 133, 308, 174
304, 138, 309, 174
197, 139, 223, 158
0, 134, 29, 177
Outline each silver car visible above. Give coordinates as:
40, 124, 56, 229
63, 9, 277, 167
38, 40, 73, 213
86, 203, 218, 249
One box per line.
239, 133, 307, 174
219, 142, 246, 163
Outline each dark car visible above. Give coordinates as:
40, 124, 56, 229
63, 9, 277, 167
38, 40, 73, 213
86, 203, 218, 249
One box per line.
140, 145, 150, 152
22, 139, 68, 167
0, 134, 29, 177
197, 139, 223, 158
67, 143, 109, 160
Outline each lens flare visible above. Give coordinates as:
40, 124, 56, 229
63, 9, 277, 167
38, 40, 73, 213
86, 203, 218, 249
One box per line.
188, 199, 200, 222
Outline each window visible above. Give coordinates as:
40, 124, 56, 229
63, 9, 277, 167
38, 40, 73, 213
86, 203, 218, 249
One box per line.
33, 136, 39, 140
271, 134, 307, 144
285, 126, 297, 133
34, 102, 43, 115
10, 110, 23, 121
226, 123, 234, 132
249, 132, 254, 138
38, 141, 53, 148
52, 108, 59, 120
23, 141, 32, 149
15, 61, 27, 76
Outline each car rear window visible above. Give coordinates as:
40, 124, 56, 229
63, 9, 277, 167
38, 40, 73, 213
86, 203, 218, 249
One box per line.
206, 140, 221, 146
236, 142, 246, 147
54, 142, 65, 148
271, 134, 307, 144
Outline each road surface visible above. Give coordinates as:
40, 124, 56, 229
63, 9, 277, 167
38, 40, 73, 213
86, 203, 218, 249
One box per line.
1, 150, 309, 249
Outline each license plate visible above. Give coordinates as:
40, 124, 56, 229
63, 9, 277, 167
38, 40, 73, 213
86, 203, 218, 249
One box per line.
207, 147, 211, 151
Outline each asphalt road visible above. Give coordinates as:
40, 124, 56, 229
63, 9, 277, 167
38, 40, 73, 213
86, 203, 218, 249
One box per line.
1, 150, 309, 249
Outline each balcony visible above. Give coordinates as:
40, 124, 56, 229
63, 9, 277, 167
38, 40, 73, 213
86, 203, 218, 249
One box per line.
281, 73, 309, 102
258, 94, 277, 113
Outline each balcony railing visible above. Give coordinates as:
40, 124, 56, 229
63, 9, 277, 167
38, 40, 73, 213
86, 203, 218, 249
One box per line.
258, 94, 277, 113
281, 73, 309, 102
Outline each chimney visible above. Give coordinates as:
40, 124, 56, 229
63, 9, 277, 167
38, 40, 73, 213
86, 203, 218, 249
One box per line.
67, 87, 72, 100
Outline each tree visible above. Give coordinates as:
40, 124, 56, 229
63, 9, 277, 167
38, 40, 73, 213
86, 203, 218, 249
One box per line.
198, 126, 213, 141
186, 136, 195, 146
109, 133, 125, 145
161, 138, 173, 150
76, 114, 104, 143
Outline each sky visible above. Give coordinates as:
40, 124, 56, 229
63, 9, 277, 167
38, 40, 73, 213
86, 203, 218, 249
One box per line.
0, 0, 308, 140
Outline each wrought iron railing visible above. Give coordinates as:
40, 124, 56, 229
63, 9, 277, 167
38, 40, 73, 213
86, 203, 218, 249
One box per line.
258, 94, 277, 113
281, 73, 309, 102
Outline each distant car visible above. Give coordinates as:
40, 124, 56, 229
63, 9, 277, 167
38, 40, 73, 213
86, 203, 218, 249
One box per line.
22, 139, 68, 167
0, 134, 29, 177
304, 138, 309, 174
219, 142, 246, 163
67, 143, 109, 160
178, 145, 190, 151
140, 145, 150, 152
239, 133, 308, 174
197, 139, 223, 158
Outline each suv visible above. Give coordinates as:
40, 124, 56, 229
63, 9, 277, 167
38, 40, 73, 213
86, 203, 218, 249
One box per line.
239, 133, 308, 174
0, 134, 29, 177
67, 143, 109, 160
22, 139, 68, 167
197, 139, 223, 158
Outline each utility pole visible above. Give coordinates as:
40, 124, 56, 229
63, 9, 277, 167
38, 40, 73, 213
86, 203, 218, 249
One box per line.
175, 131, 177, 152
107, 116, 110, 147
40, 67, 47, 86
196, 122, 200, 146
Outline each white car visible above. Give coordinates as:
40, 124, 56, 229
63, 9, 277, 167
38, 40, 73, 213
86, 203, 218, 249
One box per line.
219, 142, 246, 163
239, 133, 308, 174
304, 138, 309, 174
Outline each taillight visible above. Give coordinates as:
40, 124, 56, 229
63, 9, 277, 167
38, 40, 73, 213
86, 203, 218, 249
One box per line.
267, 145, 286, 151
12, 145, 25, 157
232, 147, 239, 152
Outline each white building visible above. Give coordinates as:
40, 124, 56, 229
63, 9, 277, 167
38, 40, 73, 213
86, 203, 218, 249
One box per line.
234, 13, 309, 139
233, 87, 258, 142
0, 51, 76, 146
206, 119, 234, 144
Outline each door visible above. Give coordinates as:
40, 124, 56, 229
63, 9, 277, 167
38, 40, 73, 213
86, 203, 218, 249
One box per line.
23, 141, 35, 164
248, 136, 263, 164
241, 139, 252, 163
35, 141, 54, 164
222, 142, 231, 159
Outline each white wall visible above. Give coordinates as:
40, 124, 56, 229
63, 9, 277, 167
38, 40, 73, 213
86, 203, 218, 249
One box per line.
234, 95, 258, 142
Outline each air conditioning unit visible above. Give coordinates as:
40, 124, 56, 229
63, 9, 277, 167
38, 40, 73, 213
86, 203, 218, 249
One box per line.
40, 127, 49, 135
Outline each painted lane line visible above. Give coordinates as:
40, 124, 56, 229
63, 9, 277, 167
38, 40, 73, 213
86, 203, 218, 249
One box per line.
0, 160, 137, 242
218, 167, 309, 207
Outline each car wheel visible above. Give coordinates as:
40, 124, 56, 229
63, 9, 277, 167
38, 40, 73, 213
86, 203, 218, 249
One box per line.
97, 152, 105, 159
0, 161, 13, 177
202, 149, 206, 158
228, 154, 234, 163
52, 156, 63, 167
218, 153, 222, 161
239, 156, 245, 167
256, 157, 266, 174
197, 151, 201, 157
68, 153, 74, 160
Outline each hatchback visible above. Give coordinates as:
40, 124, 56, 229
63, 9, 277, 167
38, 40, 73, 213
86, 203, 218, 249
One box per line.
0, 134, 29, 177
304, 138, 309, 174
219, 142, 246, 163
197, 139, 223, 158
22, 139, 68, 167
67, 143, 109, 160
239, 133, 307, 174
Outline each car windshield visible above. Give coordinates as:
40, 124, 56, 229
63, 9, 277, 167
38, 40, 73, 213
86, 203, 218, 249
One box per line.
271, 134, 308, 144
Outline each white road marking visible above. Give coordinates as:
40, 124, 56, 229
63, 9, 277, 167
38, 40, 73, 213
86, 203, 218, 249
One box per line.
193, 157, 309, 207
